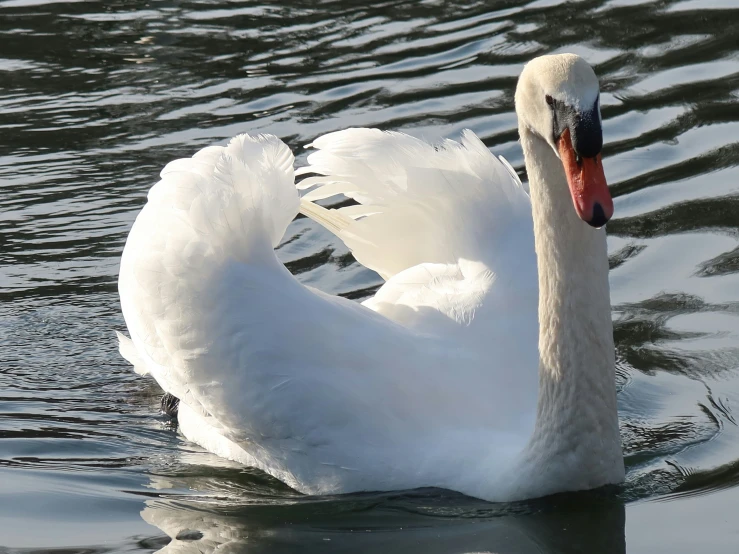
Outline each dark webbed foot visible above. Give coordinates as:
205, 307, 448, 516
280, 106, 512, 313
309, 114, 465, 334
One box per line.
160, 392, 180, 418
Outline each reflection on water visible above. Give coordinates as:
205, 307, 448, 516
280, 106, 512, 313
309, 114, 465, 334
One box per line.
1, 0, 739, 551
134, 455, 627, 553
141, 489, 626, 553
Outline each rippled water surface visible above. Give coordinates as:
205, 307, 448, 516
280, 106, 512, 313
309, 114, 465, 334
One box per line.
2, 0, 739, 552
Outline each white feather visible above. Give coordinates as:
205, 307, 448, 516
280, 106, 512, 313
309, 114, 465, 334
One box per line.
302, 128, 532, 282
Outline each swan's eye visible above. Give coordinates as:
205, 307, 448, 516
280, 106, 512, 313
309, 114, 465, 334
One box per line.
545, 94, 554, 106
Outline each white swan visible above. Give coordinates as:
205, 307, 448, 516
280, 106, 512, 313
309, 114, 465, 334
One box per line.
117, 53, 624, 502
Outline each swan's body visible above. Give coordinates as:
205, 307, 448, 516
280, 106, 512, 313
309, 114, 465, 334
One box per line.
118, 54, 624, 502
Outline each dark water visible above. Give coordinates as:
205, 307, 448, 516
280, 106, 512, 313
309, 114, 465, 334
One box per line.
1, 0, 739, 552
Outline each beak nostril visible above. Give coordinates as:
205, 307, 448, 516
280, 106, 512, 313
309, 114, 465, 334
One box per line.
588, 202, 609, 228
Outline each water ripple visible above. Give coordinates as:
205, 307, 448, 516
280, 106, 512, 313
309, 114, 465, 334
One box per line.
2, 0, 739, 551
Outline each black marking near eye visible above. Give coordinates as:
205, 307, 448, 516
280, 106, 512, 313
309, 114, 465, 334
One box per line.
572, 98, 602, 158
547, 96, 567, 142
548, 96, 602, 158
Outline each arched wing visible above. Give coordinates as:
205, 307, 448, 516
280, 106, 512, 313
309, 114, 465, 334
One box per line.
297, 128, 532, 281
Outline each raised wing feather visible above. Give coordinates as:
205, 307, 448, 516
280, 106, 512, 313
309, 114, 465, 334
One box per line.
298, 128, 537, 340
298, 129, 531, 281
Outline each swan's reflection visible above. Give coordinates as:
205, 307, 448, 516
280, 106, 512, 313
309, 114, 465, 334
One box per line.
141, 470, 625, 554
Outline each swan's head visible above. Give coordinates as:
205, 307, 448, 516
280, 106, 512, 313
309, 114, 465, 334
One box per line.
515, 54, 613, 228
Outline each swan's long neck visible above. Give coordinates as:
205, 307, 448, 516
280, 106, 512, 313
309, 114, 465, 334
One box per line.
518, 127, 623, 493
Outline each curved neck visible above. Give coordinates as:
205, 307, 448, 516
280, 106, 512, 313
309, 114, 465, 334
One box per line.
519, 127, 623, 494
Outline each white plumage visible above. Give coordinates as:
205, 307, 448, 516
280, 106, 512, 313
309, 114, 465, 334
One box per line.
118, 54, 624, 502
119, 130, 538, 499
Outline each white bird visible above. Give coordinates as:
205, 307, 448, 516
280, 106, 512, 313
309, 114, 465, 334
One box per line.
117, 53, 624, 502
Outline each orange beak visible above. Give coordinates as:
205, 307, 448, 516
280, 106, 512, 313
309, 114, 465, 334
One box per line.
557, 128, 613, 228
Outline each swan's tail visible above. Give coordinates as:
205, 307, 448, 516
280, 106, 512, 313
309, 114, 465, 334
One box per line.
118, 133, 298, 398
116, 331, 148, 376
